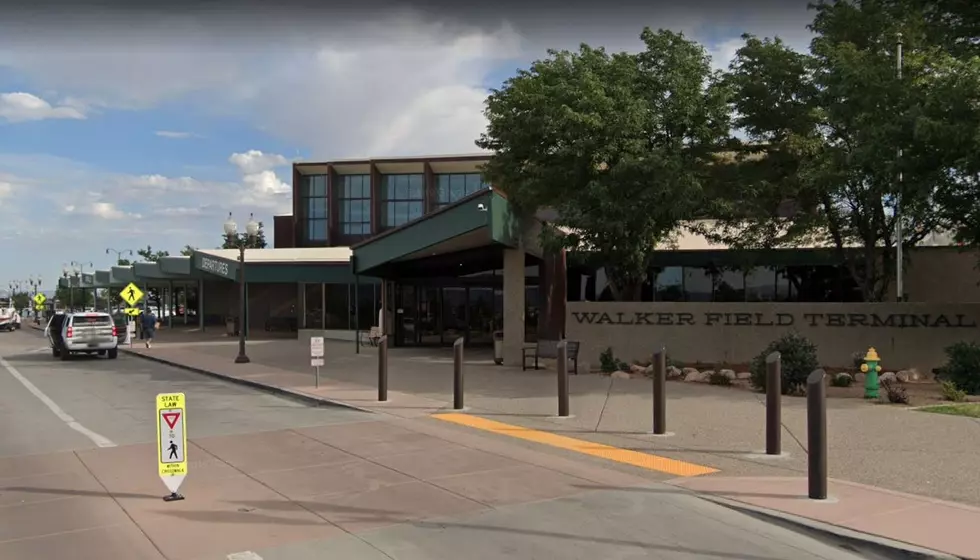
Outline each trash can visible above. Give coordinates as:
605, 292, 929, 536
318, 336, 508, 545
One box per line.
493, 330, 504, 365
226, 316, 237, 336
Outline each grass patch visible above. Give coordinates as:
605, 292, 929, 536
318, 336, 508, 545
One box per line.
918, 403, 980, 418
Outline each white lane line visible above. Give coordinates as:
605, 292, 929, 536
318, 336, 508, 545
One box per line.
227, 552, 263, 560
0, 355, 116, 448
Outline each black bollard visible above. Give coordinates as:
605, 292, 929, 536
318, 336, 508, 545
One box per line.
652, 348, 667, 435
766, 351, 782, 455
557, 340, 569, 417
453, 337, 464, 410
807, 369, 828, 500
378, 335, 388, 402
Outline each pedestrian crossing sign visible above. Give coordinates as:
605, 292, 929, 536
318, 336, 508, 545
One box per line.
124, 307, 143, 316
120, 283, 144, 307
156, 393, 187, 496
33, 293, 46, 305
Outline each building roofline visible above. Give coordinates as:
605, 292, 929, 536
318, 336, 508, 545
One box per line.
294, 153, 491, 169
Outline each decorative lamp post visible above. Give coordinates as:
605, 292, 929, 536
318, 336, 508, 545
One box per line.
224, 212, 260, 364
106, 248, 133, 265
29, 275, 42, 322
860, 347, 882, 399
62, 264, 73, 311
71, 261, 94, 311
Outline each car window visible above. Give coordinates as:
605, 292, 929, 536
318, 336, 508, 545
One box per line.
69, 315, 113, 327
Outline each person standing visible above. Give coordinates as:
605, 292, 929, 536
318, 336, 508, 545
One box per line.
141, 308, 158, 348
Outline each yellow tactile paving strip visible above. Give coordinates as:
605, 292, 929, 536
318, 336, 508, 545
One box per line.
433, 413, 719, 478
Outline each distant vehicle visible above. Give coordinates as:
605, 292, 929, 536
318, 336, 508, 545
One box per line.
0, 298, 20, 331
45, 312, 119, 360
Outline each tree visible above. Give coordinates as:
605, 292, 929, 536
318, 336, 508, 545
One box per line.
11, 291, 30, 310
116, 258, 132, 266
221, 222, 268, 249
707, 0, 980, 301
476, 28, 731, 300
180, 245, 197, 256
55, 285, 94, 309
136, 245, 170, 262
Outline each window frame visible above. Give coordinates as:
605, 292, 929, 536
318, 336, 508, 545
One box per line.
338, 174, 372, 236
381, 173, 425, 229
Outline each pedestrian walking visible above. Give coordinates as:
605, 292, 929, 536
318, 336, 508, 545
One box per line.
142, 308, 158, 348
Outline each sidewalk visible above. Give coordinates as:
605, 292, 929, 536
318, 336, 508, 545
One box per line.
120, 337, 980, 559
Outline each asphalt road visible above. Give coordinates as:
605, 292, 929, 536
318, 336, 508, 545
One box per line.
0, 329, 878, 560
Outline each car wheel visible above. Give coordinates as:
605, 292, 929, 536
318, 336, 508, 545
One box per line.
107, 348, 118, 359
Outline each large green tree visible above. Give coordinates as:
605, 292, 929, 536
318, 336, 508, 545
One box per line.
707, 0, 980, 301
477, 28, 731, 300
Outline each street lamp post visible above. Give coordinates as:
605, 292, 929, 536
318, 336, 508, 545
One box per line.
61, 264, 73, 311
28, 275, 42, 323
106, 248, 133, 265
71, 261, 94, 311
224, 212, 259, 364
895, 32, 905, 302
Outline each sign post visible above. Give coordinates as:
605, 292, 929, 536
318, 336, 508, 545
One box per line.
310, 336, 324, 388
156, 392, 188, 501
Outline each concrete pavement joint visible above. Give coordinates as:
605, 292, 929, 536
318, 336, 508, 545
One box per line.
0, 355, 116, 448
694, 493, 962, 560
120, 348, 375, 414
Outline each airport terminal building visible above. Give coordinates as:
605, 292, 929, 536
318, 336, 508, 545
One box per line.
63, 153, 980, 369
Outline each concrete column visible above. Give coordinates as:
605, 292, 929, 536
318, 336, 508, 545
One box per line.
502, 248, 526, 366
298, 283, 306, 328
198, 280, 204, 331
183, 285, 188, 325
320, 283, 326, 329
168, 281, 174, 328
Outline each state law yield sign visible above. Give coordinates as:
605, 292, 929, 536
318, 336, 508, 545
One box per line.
156, 392, 188, 501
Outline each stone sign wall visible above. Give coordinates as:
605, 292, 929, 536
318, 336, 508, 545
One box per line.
566, 302, 980, 371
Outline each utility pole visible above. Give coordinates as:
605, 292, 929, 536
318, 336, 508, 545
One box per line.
895, 33, 904, 302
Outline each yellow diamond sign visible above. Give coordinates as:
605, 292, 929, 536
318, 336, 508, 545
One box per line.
33, 293, 46, 305
124, 307, 143, 316
120, 283, 144, 307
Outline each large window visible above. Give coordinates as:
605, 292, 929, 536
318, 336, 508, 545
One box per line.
436, 173, 489, 208
339, 174, 371, 236
381, 174, 424, 228
300, 174, 328, 242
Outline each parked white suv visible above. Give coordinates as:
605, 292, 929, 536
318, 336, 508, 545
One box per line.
45, 312, 119, 360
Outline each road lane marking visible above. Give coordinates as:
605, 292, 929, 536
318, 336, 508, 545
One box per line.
228, 552, 263, 560
0, 355, 116, 448
433, 413, 718, 477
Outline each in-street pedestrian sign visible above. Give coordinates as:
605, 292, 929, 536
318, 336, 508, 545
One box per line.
156, 392, 188, 501
33, 293, 46, 306
120, 283, 144, 307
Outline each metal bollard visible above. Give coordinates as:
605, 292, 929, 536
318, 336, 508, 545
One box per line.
766, 351, 782, 455
557, 340, 569, 417
807, 369, 828, 500
453, 337, 465, 410
378, 335, 388, 402
652, 348, 667, 435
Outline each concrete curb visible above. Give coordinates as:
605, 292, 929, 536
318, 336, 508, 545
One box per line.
120, 348, 374, 414
695, 493, 963, 560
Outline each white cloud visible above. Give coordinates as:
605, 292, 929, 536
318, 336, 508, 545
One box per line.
155, 130, 195, 139
0, 181, 13, 198
229, 150, 289, 175
63, 201, 140, 220
0, 92, 86, 122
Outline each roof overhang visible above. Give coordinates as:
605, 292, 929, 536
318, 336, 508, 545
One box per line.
192, 247, 355, 283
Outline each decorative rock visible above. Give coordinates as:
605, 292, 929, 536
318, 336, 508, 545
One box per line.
879, 371, 898, 383
611, 371, 631, 380
896, 370, 911, 383
682, 367, 699, 377
736, 371, 751, 380
666, 365, 683, 379
854, 372, 865, 383
719, 369, 736, 380
683, 370, 702, 382
907, 368, 923, 381
644, 364, 654, 374
630, 364, 646, 374
700, 370, 715, 382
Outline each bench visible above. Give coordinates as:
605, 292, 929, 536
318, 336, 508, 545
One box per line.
523, 339, 580, 373
360, 326, 382, 347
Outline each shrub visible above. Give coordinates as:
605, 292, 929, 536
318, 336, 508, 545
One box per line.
881, 380, 909, 404
831, 373, 853, 388
599, 347, 630, 373
939, 379, 967, 402
851, 351, 866, 370
934, 342, 980, 395
750, 332, 819, 395
708, 371, 732, 386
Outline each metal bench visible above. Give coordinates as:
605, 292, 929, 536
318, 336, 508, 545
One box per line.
523, 339, 580, 373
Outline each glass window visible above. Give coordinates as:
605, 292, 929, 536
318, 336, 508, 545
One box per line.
683, 267, 714, 301
323, 283, 349, 330
436, 173, 489, 208
745, 267, 777, 301
654, 267, 684, 301
714, 268, 745, 302
339, 174, 371, 236
299, 173, 329, 244
381, 174, 425, 228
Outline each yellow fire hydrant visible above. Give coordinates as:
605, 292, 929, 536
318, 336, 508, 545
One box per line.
859, 347, 882, 399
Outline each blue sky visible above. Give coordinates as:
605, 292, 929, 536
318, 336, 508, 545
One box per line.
0, 2, 814, 296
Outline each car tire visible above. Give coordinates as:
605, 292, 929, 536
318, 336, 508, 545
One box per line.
108, 348, 118, 360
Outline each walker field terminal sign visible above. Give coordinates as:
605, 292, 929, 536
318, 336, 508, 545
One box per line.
156, 392, 188, 500
571, 311, 978, 329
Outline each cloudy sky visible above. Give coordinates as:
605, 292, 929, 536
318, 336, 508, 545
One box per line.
0, 0, 814, 294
